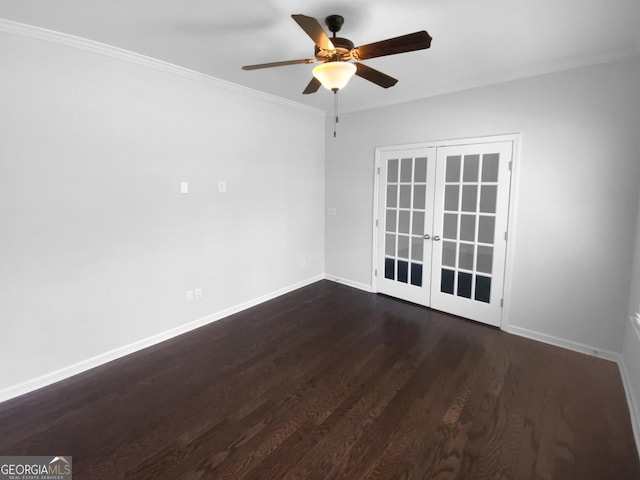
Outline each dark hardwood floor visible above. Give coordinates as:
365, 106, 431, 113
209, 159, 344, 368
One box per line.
1, 280, 638, 479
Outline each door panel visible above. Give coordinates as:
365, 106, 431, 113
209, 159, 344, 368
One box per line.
375, 140, 513, 327
430, 142, 512, 326
376, 148, 435, 306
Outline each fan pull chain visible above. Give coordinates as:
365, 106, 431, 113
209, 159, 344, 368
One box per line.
333, 88, 339, 138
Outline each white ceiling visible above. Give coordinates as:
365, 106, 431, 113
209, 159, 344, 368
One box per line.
1, 0, 639, 113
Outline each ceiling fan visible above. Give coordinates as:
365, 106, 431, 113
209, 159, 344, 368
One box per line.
242, 14, 432, 94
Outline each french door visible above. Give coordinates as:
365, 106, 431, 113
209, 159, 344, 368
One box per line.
375, 139, 513, 327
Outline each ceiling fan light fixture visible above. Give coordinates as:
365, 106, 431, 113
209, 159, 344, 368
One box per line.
312, 61, 356, 91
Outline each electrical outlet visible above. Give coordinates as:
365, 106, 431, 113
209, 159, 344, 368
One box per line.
218, 181, 226, 193
195, 288, 203, 300
185, 290, 194, 303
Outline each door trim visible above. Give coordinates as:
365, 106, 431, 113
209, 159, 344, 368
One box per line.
372, 134, 521, 329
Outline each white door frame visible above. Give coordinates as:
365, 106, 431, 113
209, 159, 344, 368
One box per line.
371, 134, 521, 330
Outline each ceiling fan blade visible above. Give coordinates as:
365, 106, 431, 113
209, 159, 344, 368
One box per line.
242, 58, 315, 70
302, 77, 322, 95
352, 31, 432, 60
355, 63, 398, 89
291, 14, 335, 51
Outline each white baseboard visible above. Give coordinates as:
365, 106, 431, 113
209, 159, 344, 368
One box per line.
0, 274, 324, 404
504, 324, 620, 361
618, 355, 640, 459
324, 274, 373, 293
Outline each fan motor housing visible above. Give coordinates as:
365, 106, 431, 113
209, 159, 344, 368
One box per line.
315, 37, 354, 61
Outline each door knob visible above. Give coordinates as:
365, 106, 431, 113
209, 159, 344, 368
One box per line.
424, 234, 431, 240
433, 235, 441, 241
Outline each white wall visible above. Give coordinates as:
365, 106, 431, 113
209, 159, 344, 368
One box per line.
325, 57, 640, 354
0, 26, 325, 395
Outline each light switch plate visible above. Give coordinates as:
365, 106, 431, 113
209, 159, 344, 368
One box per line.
180, 182, 189, 194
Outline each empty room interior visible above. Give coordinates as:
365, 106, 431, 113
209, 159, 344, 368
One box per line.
1, 0, 640, 478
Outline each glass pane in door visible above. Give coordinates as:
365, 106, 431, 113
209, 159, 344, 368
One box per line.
382, 156, 429, 289
439, 152, 501, 304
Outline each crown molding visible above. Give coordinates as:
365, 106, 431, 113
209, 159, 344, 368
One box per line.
0, 18, 324, 116
341, 49, 640, 115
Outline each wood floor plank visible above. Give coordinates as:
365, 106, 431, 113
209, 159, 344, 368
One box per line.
442, 330, 518, 479
358, 331, 486, 480
176, 325, 392, 479
0, 280, 638, 480
334, 319, 461, 480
